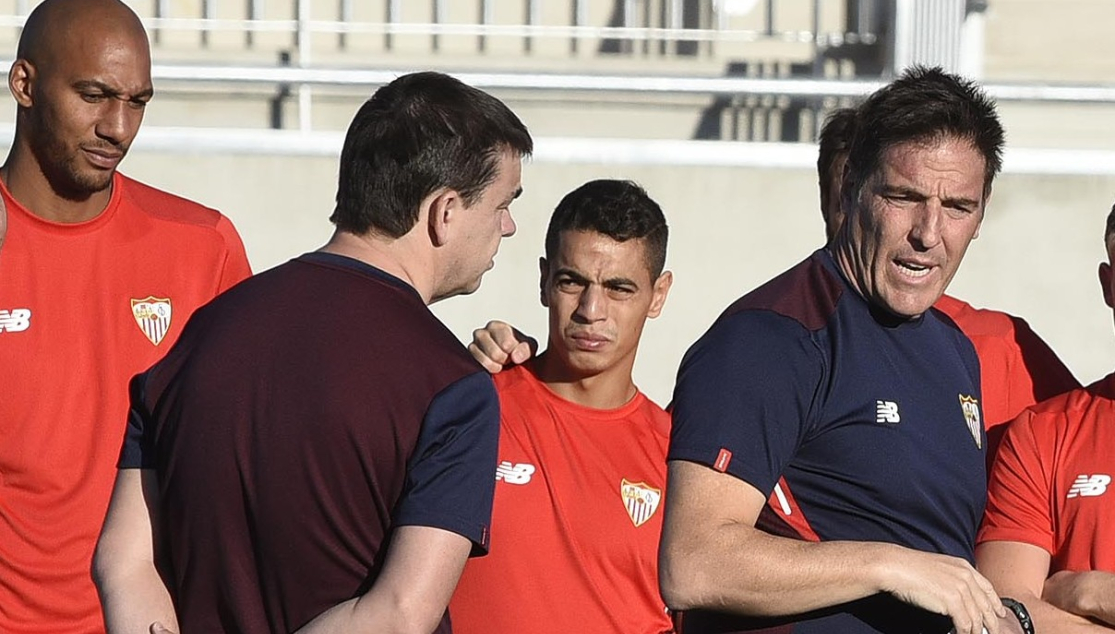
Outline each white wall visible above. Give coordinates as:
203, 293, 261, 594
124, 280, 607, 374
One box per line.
117, 150, 1115, 406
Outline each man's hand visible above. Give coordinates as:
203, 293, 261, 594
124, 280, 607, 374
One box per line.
877, 547, 1007, 634
468, 320, 537, 374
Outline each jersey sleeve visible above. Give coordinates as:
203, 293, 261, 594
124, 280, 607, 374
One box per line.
669, 310, 824, 496
393, 370, 501, 555
117, 371, 156, 470
214, 214, 252, 292
977, 408, 1057, 553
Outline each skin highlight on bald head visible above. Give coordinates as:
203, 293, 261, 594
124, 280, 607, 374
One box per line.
5, 0, 152, 221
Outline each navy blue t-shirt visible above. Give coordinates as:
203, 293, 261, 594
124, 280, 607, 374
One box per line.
669, 249, 985, 634
119, 252, 500, 633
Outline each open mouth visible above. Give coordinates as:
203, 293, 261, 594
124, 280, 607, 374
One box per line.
895, 259, 933, 278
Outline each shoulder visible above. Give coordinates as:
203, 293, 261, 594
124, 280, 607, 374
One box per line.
934, 294, 1016, 338
721, 250, 844, 332
117, 173, 228, 230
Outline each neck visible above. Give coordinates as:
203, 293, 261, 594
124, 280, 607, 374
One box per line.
320, 229, 434, 304
2, 144, 114, 223
532, 352, 638, 410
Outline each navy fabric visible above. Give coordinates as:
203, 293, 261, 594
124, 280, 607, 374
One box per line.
669, 249, 985, 634
119, 252, 499, 633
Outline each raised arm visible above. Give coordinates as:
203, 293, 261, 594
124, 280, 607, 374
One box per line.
977, 541, 1115, 632
467, 319, 537, 373
659, 460, 1012, 634
93, 469, 178, 634
295, 526, 471, 634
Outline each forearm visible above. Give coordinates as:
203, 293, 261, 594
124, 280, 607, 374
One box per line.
663, 521, 923, 615
294, 591, 446, 634
1044, 571, 1115, 629
295, 525, 470, 634
661, 462, 1002, 632
93, 469, 178, 634
96, 567, 177, 634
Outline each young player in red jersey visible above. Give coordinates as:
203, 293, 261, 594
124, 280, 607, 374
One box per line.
975, 202, 1115, 632
0, 2, 251, 632
451, 179, 675, 634
818, 107, 1078, 459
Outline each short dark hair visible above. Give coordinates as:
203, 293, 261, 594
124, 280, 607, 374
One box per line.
544, 180, 669, 279
817, 107, 858, 221
331, 71, 533, 237
845, 66, 1004, 204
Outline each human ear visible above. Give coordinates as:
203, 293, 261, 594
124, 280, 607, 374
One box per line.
647, 271, 673, 319
9, 59, 34, 108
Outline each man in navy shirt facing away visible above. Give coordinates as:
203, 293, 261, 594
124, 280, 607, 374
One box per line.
659, 67, 1027, 634
91, 71, 532, 634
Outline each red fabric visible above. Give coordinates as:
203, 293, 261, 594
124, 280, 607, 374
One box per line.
450, 363, 674, 634
978, 374, 1115, 572
935, 294, 1079, 458
0, 173, 251, 634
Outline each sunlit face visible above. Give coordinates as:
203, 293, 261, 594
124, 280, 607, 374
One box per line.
451, 150, 522, 296
542, 230, 671, 380
835, 137, 987, 319
24, 28, 152, 198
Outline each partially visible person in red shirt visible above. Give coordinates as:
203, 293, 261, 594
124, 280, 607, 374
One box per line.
976, 201, 1115, 633
0, 1, 251, 632
452, 179, 675, 634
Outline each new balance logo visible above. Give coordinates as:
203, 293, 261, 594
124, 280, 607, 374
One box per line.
876, 400, 900, 424
0, 308, 31, 333
495, 461, 535, 485
1067, 474, 1111, 499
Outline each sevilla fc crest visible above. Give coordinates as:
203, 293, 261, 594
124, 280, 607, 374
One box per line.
959, 394, 982, 449
621, 479, 662, 528
131, 296, 172, 345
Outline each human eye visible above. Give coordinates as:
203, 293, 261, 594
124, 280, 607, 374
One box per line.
944, 202, 977, 219
80, 91, 107, 103
556, 277, 582, 292
606, 284, 637, 299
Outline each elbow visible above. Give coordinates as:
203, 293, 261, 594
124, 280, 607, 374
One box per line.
658, 547, 709, 612
90, 539, 112, 593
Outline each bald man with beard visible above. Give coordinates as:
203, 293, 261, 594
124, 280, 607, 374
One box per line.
0, 1, 251, 632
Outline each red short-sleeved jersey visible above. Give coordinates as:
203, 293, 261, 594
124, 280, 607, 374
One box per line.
450, 363, 674, 634
978, 374, 1115, 572
935, 294, 1079, 457
0, 173, 251, 634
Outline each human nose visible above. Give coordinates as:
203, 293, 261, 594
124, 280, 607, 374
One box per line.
97, 99, 141, 144
501, 209, 517, 238
909, 200, 944, 250
573, 285, 605, 323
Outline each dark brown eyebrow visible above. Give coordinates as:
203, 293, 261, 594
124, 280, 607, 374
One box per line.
554, 268, 639, 290
73, 79, 154, 101
879, 184, 980, 209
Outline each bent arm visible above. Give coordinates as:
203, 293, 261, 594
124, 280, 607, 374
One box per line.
295, 525, 472, 634
659, 460, 1008, 634
93, 469, 178, 634
977, 540, 1115, 632
1045, 570, 1115, 628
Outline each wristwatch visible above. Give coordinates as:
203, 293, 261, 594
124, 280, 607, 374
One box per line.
1000, 597, 1035, 634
